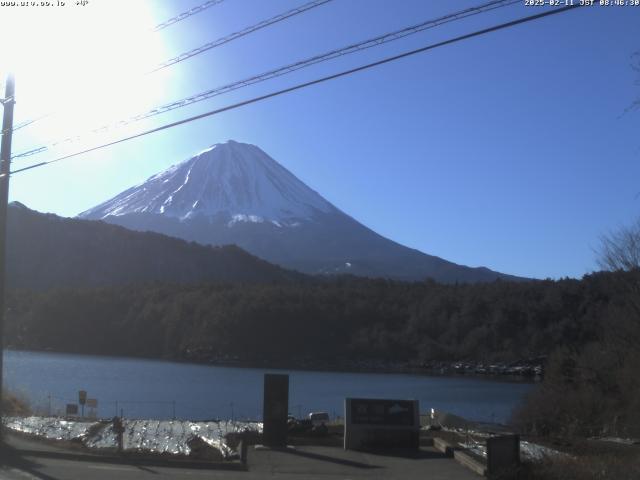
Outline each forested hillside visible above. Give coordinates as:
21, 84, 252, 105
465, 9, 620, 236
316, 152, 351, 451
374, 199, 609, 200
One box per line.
5, 271, 630, 365
7, 203, 304, 289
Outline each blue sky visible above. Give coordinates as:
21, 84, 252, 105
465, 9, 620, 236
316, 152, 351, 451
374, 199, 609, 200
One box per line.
1, 0, 638, 280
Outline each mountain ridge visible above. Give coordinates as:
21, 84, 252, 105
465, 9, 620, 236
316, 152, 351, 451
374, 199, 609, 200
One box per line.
7, 202, 305, 290
79, 140, 525, 283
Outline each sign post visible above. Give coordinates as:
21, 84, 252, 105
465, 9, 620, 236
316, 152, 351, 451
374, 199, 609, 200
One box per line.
113, 416, 125, 453
78, 390, 87, 418
87, 398, 98, 418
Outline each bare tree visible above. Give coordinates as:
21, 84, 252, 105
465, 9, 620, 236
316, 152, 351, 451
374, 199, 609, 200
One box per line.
596, 219, 640, 360
597, 218, 640, 271
624, 51, 640, 114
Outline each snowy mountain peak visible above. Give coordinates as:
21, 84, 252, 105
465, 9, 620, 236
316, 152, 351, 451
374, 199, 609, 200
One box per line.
79, 140, 335, 224
78, 140, 522, 283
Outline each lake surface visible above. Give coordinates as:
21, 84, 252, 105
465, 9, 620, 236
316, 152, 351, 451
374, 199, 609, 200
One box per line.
3, 350, 534, 424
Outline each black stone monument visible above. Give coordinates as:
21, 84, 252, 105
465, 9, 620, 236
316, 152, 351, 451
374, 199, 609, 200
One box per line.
262, 373, 289, 447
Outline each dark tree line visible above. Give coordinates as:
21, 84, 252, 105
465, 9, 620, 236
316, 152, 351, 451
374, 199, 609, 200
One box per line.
2, 271, 628, 365
513, 270, 640, 438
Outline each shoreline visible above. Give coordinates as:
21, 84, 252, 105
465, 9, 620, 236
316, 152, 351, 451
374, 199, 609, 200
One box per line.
4, 347, 540, 383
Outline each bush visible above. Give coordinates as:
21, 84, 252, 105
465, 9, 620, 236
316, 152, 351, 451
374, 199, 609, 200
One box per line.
513, 272, 640, 440
2, 391, 31, 416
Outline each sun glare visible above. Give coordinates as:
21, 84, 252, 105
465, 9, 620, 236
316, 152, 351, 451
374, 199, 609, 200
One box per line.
0, 1, 168, 149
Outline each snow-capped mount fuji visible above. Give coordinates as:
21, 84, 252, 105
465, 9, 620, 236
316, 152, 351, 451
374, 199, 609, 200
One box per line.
79, 140, 521, 283
84, 141, 334, 226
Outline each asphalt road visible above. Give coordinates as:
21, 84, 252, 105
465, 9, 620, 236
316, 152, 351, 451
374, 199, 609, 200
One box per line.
0, 432, 479, 480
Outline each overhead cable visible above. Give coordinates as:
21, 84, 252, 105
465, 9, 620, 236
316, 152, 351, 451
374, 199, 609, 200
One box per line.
11, 0, 519, 160
11, 0, 331, 138
8, 3, 584, 178
151, 0, 334, 73
152, 0, 225, 32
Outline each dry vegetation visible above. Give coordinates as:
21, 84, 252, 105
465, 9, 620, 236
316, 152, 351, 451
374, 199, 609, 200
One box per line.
519, 448, 640, 480
2, 391, 31, 416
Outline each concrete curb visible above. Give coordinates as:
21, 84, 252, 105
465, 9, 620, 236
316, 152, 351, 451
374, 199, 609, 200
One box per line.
433, 437, 455, 457
433, 437, 487, 476
454, 449, 487, 477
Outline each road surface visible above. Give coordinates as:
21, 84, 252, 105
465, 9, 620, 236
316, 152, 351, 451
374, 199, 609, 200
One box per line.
1, 433, 479, 479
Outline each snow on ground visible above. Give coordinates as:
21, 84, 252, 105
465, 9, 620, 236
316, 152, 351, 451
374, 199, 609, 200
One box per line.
426, 409, 566, 462
5, 416, 95, 442
520, 440, 567, 461
458, 438, 565, 462
592, 436, 640, 446
4, 416, 262, 459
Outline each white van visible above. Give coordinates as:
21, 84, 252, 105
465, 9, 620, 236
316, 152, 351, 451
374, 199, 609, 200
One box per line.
308, 411, 330, 427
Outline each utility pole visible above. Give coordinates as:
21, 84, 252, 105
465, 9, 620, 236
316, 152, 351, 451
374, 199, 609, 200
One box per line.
0, 74, 15, 438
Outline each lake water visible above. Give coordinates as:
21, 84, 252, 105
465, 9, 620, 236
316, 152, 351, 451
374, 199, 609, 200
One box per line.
3, 350, 534, 424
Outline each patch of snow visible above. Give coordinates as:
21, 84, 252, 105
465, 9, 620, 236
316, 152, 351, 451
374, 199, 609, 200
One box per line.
228, 214, 265, 227
4, 416, 95, 442
592, 436, 640, 445
458, 438, 566, 462
520, 441, 566, 461
4, 416, 261, 459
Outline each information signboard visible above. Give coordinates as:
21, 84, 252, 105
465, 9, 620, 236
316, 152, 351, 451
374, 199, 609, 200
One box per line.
344, 398, 419, 451
350, 399, 416, 426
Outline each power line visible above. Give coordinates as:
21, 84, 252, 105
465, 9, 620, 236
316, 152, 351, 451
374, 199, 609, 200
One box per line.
152, 0, 225, 32
151, 0, 334, 73
8, 0, 228, 135
11, 0, 518, 161
12, 146, 46, 159
126, 0, 520, 121
10, 0, 332, 142
5, 113, 53, 136
7, 3, 584, 178
2, 113, 52, 136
